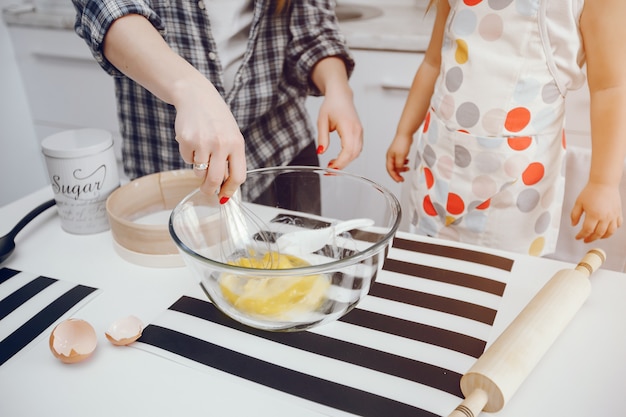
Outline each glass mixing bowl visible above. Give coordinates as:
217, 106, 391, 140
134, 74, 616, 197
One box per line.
169, 166, 401, 331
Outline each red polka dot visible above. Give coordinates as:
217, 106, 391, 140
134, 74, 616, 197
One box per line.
423, 195, 437, 216
522, 162, 545, 185
424, 167, 434, 189
464, 0, 482, 5
507, 136, 532, 151
458, 129, 470, 134
504, 107, 531, 133
446, 193, 465, 215
423, 111, 431, 133
476, 199, 491, 210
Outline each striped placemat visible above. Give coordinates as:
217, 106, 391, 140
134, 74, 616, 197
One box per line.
135, 233, 513, 417
0, 267, 99, 366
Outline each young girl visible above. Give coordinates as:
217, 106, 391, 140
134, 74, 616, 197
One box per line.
386, 0, 626, 256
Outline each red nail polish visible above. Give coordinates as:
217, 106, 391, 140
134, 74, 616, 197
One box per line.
316, 145, 324, 155
220, 196, 230, 205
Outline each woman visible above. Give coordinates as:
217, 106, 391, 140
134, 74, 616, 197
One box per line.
72, 0, 363, 203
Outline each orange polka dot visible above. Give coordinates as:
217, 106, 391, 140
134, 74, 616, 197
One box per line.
455, 39, 469, 64
507, 136, 532, 151
522, 162, 545, 185
423, 111, 431, 133
504, 107, 531, 133
476, 199, 491, 210
424, 167, 434, 189
446, 193, 465, 215
561, 130, 567, 149
423, 195, 437, 216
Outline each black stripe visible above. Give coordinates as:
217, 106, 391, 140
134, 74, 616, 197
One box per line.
392, 237, 514, 271
168, 296, 464, 397
383, 258, 506, 296
369, 282, 497, 325
0, 276, 58, 320
0, 268, 21, 285
0, 284, 98, 366
139, 325, 441, 417
340, 309, 486, 358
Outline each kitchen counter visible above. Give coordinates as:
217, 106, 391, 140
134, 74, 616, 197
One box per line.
1, 186, 625, 417
2, 2, 435, 52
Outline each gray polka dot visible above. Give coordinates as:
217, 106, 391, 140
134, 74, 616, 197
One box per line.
489, 0, 514, 11
423, 144, 437, 168
456, 102, 480, 128
474, 152, 502, 173
517, 188, 540, 212
432, 201, 447, 222
467, 200, 487, 211
454, 145, 472, 168
541, 81, 561, 104
412, 151, 422, 170
535, 211, 551, 234
445, 67, 464, 93
411, 208, 419, 228
465, 210, 488, 232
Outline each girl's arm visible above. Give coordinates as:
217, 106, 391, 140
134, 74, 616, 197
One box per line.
573, 0, 626, 242
386, 1, 449, 182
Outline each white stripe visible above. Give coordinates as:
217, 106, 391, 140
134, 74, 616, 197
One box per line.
0, 270, 40, 301
376, 269, 504, 310
148, 310, 462, 416
356, 295, 492, 341
388, 246, 510, 284
310, 320, 476, 375
0, 280, 77, 341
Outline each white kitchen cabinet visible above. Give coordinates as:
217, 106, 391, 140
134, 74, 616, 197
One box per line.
307, 49, 423, 230
7, 25, 124, 167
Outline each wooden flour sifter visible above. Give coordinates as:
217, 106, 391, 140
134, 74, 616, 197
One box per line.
448, 248, 606, 417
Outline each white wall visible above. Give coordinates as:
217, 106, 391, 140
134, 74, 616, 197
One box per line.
0, 0, 48, 207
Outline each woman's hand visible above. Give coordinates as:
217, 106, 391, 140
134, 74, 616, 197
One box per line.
172, 77, 246, 201
311, 57, 363, 169
103, 14, 246, 202
316, 83, 363, 169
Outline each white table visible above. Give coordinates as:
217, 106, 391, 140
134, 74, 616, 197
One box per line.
0, 187, 624, 417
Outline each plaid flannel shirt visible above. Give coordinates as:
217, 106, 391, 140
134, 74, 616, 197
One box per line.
72, 0, 354, 180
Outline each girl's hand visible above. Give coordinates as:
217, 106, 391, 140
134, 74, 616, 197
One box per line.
386, 134, 412, 182
571, 182, 623, 243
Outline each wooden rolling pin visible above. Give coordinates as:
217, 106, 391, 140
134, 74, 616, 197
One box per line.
448, 248, 606, 417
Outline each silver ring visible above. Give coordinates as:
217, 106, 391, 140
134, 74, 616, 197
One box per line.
193, 162, 209, 170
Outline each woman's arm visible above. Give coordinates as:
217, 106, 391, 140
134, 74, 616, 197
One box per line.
310, 56, 363, 169
103, 14, 246, 200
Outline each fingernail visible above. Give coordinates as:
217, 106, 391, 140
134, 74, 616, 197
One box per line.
316, 145, 324, 155
219, 196, 230, 205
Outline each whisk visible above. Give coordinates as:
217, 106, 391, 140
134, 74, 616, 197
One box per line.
218, 189, 277, 268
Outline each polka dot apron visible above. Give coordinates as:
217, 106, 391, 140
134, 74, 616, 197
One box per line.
408, 0, 582, 256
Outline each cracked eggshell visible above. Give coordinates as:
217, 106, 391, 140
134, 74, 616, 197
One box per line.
49, 318, 97, 364
105, 315, 143, 346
